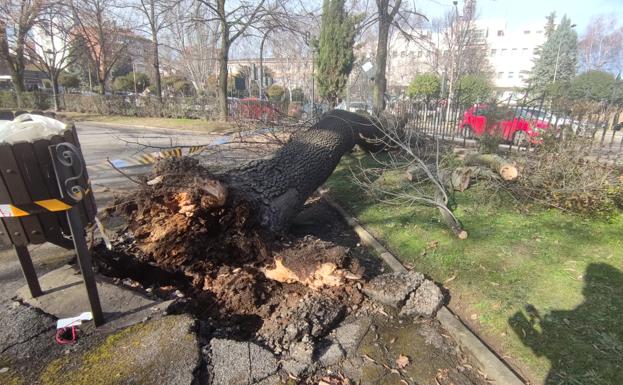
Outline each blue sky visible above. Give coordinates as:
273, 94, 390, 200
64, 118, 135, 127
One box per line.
421, 0, 623, 32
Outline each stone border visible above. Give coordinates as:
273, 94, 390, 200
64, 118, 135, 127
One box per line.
322, 193, 526, 385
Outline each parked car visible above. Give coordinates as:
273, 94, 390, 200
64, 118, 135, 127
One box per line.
521, 108, 583, 132
238, 98, 279, 122
336, 101, 373, 115
459, 104, 551, 145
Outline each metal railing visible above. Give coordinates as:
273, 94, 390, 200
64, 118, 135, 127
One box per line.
391, 92, 623, 162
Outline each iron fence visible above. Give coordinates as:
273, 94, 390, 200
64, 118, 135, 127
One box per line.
393, 91, 623, 163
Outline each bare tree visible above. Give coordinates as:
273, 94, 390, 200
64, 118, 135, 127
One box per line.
268, 36, 311, 101
437, 1, 491, 116
199, 0, 267, 120
26, 3, 77, 111
70, 0, 129, 94
578, 15, 623, 74
0, 0, 47, 107
250, 3, 311, 100
357, 0, 427, 113
127, 0, 178, 102
163, 0, 219, 95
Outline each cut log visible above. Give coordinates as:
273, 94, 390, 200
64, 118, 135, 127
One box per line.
464, 153, 518, 181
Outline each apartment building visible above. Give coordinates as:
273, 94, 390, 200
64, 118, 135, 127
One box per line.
385, 19, 547, 94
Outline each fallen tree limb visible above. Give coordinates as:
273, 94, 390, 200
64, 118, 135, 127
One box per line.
464, 153, 518, 181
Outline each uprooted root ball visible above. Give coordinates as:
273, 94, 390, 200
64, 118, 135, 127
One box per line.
102, 158, 365, 340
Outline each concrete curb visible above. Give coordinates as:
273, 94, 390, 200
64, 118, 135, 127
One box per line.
322, 193, 526, 385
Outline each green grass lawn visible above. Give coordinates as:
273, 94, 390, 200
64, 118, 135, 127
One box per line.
58, 112, 235, 133
326, 155, 623, 385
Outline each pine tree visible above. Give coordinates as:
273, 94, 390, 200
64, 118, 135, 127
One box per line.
530, 15, 578, 94
315, 0, 359, 106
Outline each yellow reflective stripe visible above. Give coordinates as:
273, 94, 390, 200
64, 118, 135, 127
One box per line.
34, 199, 72, 212
0, 205, 29, 217
10, 206, 29, 217
138, 154, 153, 164
175, 148, 182, 157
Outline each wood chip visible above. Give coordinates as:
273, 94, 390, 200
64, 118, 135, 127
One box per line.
396, 354, 410, 369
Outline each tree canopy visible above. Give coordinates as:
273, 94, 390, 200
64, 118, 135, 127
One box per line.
569, 71, 618, 102
113, 72, 150, 93
530, 15, 578, 93
406, 73, 441, 101
458, 74, 492, 107
315, 0, 359, 106
266, 84, 285, 101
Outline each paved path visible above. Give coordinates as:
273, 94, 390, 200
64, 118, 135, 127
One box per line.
76, 122, 221, 207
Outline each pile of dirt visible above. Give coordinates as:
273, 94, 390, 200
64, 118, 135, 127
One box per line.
98, 158, 367, 344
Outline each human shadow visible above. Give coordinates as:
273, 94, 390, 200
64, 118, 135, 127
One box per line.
509, 263, 623, 385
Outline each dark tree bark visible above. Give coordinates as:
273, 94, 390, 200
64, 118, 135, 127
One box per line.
224, 109, 382, 233
372, 0, 402, 115
373, 10, 390, 114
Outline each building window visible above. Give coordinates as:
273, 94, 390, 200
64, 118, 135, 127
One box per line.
536, 30, 543, 34
508, 72, 514, 79
501, 48, 507, 55
497, 30, 504, 36
417, 51, 423, 58
522, 48, 529, 53
491, 49, 497, 56
497, 72, 504, 79
524, 30, 530, 34
512, 48, 518, 54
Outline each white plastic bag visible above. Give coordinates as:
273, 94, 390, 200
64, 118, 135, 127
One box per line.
0, 114, 68, 144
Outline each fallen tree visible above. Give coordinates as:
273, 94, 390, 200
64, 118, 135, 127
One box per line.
113, 110, 384, 289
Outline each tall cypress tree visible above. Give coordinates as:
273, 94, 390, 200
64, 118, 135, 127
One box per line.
530, 15, 578, 93
315, 0, 359, 106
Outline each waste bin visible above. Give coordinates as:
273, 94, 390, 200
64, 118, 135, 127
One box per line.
0, 114, 104, 325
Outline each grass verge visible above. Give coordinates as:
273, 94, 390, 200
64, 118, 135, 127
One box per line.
58, 112, 235, 133
326, 154, 623, 385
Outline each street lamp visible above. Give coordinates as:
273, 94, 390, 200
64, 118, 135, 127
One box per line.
552, 23, 576, 84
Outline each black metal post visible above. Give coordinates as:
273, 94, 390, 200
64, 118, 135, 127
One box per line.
14, 245, 43, 297
66, 206, 104, 326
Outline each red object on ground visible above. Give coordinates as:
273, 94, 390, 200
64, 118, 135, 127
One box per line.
459, 104, 551, 143
239, 98, 279, 122
55, 326, 78, 345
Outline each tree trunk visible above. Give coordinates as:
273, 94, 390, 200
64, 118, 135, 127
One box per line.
259, 31, 268, 100
373, 15, 390, 115
11, 71, 26, 108
224, 109, 382, 233
51, 75, 60, 111
217, 21, 230, 120
152, 36, 162, 102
